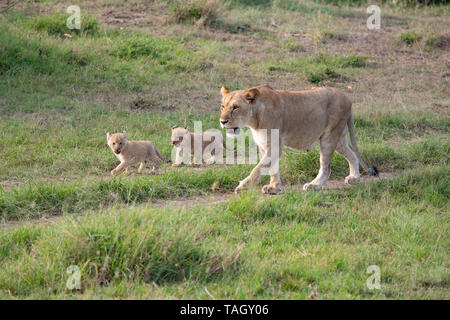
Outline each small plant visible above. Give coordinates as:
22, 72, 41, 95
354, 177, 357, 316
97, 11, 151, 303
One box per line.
284, 38, 305, 52
400, 31, 420, 45
30, 13, 100, 37
112, 35, 199, 72
314, 29, 347, 43
170, 0, 219, 26
308, 67, 339, 84
268, 53, 368, 84
425, 34, 449, 50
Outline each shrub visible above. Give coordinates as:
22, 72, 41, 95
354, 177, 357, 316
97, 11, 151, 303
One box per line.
268, 53, 369, 84
425, 34, 449, 50
112, 35, 197, 72
400, 31, 421, 45
30, 13, 100, 37
284, 38, 305, 52
170, 0, 219, 26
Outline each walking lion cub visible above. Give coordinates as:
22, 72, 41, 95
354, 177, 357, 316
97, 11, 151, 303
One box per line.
107, 131, 168, 175
171, 126, 228, 166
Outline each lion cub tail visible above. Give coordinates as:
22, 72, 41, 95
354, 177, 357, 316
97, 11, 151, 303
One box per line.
155, 148, 171, 164
347, 113, 378, 176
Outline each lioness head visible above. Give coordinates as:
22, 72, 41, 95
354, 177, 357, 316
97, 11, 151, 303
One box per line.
171, 126, 189, 147
219, 86, 260, 137
107, 131, 127, 154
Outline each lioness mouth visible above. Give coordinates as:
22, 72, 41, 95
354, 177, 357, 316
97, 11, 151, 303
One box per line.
226, 127, 241, 137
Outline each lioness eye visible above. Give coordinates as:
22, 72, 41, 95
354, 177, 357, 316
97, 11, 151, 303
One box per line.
232, 106, 239, 111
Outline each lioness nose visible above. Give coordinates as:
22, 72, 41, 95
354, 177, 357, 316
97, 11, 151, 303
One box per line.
220, 120, 228, 125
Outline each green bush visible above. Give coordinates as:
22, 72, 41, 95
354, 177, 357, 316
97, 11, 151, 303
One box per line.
268, 52, 369, 84
0, 26, 89, 75
284, 38, 305, 52
112, 35, 199, 72
30, 13, 100, 37
425, 34, 449, 49
400, 31, 421, 45
170, 0, 219, 26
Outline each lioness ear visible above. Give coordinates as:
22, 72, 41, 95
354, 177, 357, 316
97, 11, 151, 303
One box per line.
221, 86, 229, 97
106, 132, 110, 140
242, 88, 260, 104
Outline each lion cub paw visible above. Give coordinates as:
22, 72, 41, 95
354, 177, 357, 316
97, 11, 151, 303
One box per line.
303, 183, 322, 191
345, 175, 360, 185
261, 184, 281, 195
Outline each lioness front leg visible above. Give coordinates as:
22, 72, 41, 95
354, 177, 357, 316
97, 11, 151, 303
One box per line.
234, 156, 266, 194
261, 148, 282, 195
111, 161, 128, 175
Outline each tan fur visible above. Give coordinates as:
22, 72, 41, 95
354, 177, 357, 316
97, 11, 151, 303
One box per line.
171, 126, 226, 166
219, 84, 376, 194
107, 131, 167, 175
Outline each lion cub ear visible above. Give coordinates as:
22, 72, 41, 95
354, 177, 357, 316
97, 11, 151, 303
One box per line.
242, 88, 260, 104
221, 86, 229, 97
106, 132, 111, 140
122, 131, 127, 139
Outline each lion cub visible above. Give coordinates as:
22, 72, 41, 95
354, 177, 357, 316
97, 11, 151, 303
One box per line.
171, 126, 228, 166
107, 131, 168, 175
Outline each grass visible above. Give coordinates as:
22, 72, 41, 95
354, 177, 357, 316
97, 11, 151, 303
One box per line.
0, 0, 449, 299
0, 167, 448, 298
400, 31, 421, 45
267, 53, 369, 83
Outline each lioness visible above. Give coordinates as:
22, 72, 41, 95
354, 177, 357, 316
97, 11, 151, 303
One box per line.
171, 126, 227, 166
107, 131, 168, 175
219, 84, 377, 194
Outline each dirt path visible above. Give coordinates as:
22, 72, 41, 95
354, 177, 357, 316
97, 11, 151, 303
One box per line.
1, 172, 395, 230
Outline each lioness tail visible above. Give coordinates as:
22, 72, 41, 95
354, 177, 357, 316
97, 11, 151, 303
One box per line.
347, 113, 378, 176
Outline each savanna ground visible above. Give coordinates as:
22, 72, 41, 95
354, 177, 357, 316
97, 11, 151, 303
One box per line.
0, 0, 448, 299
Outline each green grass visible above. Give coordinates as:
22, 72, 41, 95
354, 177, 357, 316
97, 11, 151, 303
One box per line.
0, 167, 448, 298
400, 31, 421, 45
267, 53, 369, 83
0, 166, 247, 221
30, 13, 101, 37
0, 0, 449, 299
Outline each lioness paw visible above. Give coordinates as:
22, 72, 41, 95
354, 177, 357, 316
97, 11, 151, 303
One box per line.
262, 184, 281, 195
345, 175, 360, 185
303, 183, 322, 191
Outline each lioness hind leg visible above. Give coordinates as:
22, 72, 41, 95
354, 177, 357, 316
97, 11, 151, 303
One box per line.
303, 139, 335, 191
336, 135, 360, 185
